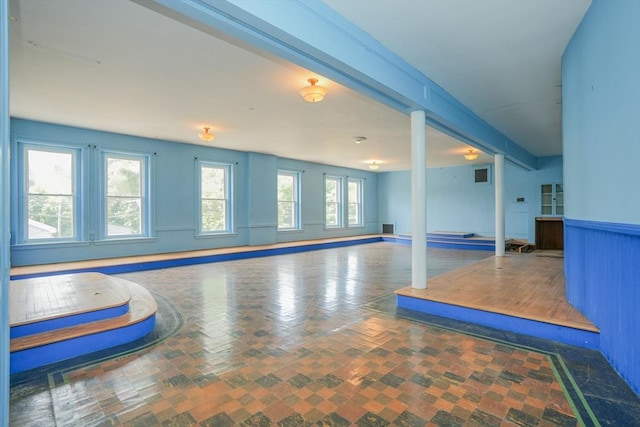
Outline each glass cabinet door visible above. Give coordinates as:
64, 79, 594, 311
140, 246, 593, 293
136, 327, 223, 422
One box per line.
555, 184, 564, 215
541, 184, 553, 215
541, 183, 563, 216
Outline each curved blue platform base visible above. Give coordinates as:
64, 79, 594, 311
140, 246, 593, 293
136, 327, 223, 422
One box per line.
10, 315, 156, 374
10, 303, 130, 339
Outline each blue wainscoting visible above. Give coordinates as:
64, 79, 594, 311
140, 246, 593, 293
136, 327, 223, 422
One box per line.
564, 218, 640, 395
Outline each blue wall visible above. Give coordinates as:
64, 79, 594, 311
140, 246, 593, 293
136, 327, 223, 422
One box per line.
378, 157, 563, 243
563, 0, 640, 394
9, 119, 378, 266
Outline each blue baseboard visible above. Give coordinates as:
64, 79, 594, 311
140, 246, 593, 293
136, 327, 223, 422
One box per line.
10, 314, 156, 374
396, 295, 599, 350
382, 236, 495, 251
427, 232, 475, 239
427, 241, 495, 251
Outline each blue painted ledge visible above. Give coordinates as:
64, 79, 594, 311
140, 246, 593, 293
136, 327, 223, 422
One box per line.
383, 235, 495, 251
10, 302, 130, 339
396, 295, 600, 350
10, 236, 384, 280
10, 315, 156, 374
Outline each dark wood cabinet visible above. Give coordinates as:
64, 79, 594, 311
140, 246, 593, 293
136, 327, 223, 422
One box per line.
535, 217, 564, 250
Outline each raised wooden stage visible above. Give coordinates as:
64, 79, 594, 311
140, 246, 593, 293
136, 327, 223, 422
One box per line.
9, 273, 157, 374
396, 251, 599, 348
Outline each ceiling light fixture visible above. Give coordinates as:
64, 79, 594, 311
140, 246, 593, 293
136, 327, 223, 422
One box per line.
354, 136, 367, 144
369, 161, 380, 170
300, 78, 327, 103
198, 127, 215, 142
464, 149, 478, 160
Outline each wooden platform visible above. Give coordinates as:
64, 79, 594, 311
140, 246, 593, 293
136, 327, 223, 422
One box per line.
396, 251, 600, 348
395, 232, 502, 251
10, 235, 384, 279
10, 273, 157, 374
10, 272, 131, 327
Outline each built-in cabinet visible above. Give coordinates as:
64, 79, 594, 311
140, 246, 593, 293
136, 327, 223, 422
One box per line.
541, 183, 564, 216
537, 182, 564, 250
535, 217, 564, 250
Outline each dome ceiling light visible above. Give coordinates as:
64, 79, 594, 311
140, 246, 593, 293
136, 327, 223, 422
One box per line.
464, 149, 478, 160
198, 127, 215, 142
300, 78, 327, 103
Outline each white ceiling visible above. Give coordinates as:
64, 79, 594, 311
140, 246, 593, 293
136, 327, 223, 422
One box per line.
8, 0, 590, 172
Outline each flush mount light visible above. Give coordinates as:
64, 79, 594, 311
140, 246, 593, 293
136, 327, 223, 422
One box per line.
369, 161, 380, 170
464, 149, 478, 160
198, 127, 215, 142
300, 78, 327, 102
354, 136, 367, 144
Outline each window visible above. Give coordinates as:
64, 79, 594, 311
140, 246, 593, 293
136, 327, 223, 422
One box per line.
200, 162, 232, 233
277, 171, 300, 230
325, 175, 343, 227
347, 178, 363, 226
541, 183, 564, 216
105, 153, 147, 237
24, 146, 77, 240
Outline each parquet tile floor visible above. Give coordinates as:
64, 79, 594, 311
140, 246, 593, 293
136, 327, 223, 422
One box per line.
9, 243, 640, 426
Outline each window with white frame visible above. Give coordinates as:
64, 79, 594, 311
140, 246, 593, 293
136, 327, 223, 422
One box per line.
277, 171, 300, 230
347, 178, 363, 226
325, 175, 343, 227
105, 153, 147, 237
200, 162, 232, 233
24, 145, 77, 241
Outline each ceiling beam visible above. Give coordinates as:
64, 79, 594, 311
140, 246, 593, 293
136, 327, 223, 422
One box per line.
137, 0, 537, 170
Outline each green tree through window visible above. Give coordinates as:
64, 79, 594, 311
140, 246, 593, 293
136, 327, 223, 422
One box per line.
348, 178, 363, 226
106, 155, 144, 236
26, 148, 75, 240
201, 163, 230, 233
278, 171, 299, 229
325, 176, 342, 227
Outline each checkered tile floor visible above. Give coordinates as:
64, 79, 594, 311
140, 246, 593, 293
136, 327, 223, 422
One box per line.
10, 244, 632, 426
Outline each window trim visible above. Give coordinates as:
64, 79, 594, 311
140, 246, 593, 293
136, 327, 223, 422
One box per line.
277, 170, 301, 231
198, 160, 233, 235
19, 142, 81, 244
324, 175, 344, 229
101, 150, 150, 240
347, 177, 364, 227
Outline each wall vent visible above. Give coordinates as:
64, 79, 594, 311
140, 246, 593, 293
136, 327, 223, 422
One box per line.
475, 167, 489, 183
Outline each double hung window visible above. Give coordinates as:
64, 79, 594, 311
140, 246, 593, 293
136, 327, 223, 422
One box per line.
24, 146, 77, 241
104, 153, 147, 237
347, 178, 363, 227
277, 171, 300, 230
325, 176, 343, 228
200, 162, 232, 233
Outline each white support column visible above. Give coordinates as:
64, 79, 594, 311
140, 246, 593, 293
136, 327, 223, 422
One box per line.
495, 153, 505, 257
411, 110, 427, 289
1, 0, 10, 424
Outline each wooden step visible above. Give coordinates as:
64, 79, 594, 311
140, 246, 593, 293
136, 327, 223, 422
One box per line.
11, 281, 157, 353
10, 272, 132, 338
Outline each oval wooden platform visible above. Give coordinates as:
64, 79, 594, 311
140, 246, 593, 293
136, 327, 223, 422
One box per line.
10, 273, 157, 374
